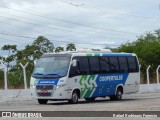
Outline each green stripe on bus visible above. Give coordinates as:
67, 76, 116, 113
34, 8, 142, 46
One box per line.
84, 88, 94, 98
86, 53, 92, 56
94, 53, 100, 56
81, 88, 86, 98
79, 75, 87, 86
87, 75, 95, 85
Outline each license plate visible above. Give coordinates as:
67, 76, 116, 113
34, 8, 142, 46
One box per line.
40, 90, 48, 93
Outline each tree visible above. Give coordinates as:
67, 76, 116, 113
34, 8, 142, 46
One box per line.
0, 56, 5, 61
55, 46, 64, 53
32, 36, 54, 60
15, 36, 54, 73
115, 30, 160, 70
155, 29, 160, 40
66, 43, 76, 51
0, 36, 54, 88
14, 36, 54, 87
1, 45, 17, 64
1, 44, 17, 87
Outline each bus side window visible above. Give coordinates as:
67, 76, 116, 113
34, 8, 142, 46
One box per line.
118, 57, 128, 73
99, 57, 110, 73
127, 57, 138, 72
79, 57, 90, 75
109, 57, 120, 73
89, 57, 100, 74
69, 57, 80, 77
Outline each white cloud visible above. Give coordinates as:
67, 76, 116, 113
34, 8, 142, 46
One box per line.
0, 0, 159, 56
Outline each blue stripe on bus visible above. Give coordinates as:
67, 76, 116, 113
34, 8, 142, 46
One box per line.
92, 73, 129, 97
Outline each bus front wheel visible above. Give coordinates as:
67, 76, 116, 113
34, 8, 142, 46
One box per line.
68, 91, 79, 104
38, 99, 48, 104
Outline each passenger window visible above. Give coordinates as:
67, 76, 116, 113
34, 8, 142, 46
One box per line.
127, 57, 138, 72
79, 57, 90, 75
109, 57, 119, 73
89, 57, 100, 74
118, 57, 128, 73
99, 57, 110, 73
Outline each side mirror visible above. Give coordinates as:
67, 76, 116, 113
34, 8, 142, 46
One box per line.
72, 59, 77, 67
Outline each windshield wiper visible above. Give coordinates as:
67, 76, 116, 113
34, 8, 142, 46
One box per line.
45, 73, 61, 77
32, 73, 44, 78
33, 73, 44, 75
32, 73, 63, 79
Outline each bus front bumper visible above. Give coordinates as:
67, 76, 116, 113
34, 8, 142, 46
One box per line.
30, 84, 69, 100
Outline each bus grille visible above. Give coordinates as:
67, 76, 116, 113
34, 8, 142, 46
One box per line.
36, 85, 54, 90
37, 92, 52, 96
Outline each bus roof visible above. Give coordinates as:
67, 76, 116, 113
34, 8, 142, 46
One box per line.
43, 52, 137, 57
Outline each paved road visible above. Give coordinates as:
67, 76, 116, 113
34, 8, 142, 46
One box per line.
1, 93, 160, 111
0, 92, 160, 120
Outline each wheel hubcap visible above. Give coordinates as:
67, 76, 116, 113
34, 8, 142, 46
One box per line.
72, 93, 77, 102
117, 91, 122, 99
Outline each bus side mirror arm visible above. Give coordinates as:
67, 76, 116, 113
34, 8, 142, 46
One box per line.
72, 59, 77, 67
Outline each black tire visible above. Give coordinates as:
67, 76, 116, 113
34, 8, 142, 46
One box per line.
116, 88, 123, 100
38, 99, 48, 104
109, 95, 116, 101
68, 91, 79, 104
110, 87, 123, 101
85, 97, 96, 102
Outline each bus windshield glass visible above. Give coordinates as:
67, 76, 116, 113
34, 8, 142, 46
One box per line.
32, 56, 71, 78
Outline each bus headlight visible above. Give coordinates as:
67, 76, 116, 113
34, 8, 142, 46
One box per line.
30, 84, 36, 89
56, 84, 66, 89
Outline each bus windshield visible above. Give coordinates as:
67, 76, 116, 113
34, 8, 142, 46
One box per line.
32, 56, 71, 78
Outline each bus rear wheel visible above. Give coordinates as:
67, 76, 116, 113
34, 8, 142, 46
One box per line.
68, 91, 79, 104
38, 99, 48, 104
110, 87, 123, 101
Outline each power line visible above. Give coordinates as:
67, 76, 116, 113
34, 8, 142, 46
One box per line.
0, 5, 140, 35
0, 12, 71, 38
0, 36, 29, 44
58, 0, 85, 7
58, 0, 160, 19
1, 0, 143, 36
0, 32, 36, 39
0, 18, 131, 41
0, 31, 120, 46
0, 15, 79, 33
0, 12, 135, 37
0, 19, 71, 38
0, 0, 135, 44
85, 6, 159, 19
0, 14, 120, 38
2, 14, 127, 45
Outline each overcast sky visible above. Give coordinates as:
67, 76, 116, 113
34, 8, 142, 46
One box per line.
0, 0, 160, 56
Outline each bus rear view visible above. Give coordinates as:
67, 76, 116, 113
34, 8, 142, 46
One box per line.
30, 51, 140, 104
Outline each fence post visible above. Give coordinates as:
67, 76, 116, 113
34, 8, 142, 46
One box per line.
146, 65, 151, 84
20, 62, 28, 89
0, 60, 7, 90
139, 65, 141, 83
156, 65, 160, 84
34, 60, 38, 66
